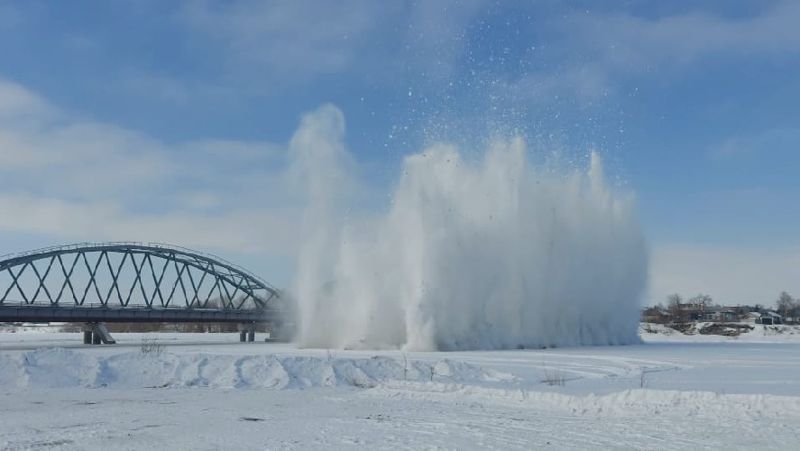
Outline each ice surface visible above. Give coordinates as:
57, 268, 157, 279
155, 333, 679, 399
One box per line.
2, 332, 800, 450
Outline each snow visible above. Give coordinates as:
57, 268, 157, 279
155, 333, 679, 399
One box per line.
0, 347, 517, 390
641, 321, 800, 343
2, 330, 800, 449
291, 108, 647, 351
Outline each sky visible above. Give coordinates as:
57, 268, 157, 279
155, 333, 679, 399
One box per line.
0, 0, 798, 306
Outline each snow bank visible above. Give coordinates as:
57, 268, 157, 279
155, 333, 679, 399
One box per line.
640, 322, 800, 342
5, 347, 800, 426
0, 348, 517, 390
0, 323, 70, 333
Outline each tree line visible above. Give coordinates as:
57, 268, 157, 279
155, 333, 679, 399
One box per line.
656, 291, 797, 315
643, 291, 800, 325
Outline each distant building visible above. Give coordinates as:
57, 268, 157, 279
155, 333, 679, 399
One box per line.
756, 311, 783, 326
641, 303, 794, 325
676, 303, 709, 322
703, 308, 738, 323
742, 312, 761, 324
642, 306, 671, 323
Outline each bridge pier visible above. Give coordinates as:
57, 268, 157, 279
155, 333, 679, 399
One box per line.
83, 322, 116, 345
239, 324, 256, 342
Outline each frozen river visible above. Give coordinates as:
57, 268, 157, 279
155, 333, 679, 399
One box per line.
1, 330, 799, 449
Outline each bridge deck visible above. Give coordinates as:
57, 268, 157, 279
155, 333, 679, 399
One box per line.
0, 304, 279, 323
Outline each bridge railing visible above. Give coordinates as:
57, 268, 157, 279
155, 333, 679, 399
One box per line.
0, 300, 284, 312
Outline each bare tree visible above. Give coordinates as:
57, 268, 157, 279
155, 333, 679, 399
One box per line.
776, 292, 796, 317
666, 294, 682, 319
688, 294, 713, 307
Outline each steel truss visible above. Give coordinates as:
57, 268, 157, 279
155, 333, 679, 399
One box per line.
0, 242, 280, 323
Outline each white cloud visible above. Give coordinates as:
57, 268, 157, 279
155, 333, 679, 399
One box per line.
0, 192, 300, 255
649, 243, 800, 306
0, 79, 171, 193
0, 78, 300, 257
0, 79, 288, 200
180, 138, 282, 162
0, 80, 53, 121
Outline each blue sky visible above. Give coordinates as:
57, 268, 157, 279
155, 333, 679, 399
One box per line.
0, 0, 798, 305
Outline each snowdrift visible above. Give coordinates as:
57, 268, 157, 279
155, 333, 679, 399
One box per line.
0, 348, 515, 390
4, 348, 800, 422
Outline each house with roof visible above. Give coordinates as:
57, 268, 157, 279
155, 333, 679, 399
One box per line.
742, 311, 762, 324
755, 311, 783, 325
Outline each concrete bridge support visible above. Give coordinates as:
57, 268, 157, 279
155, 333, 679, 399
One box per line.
83, 323, 116, 345
239, 325, 256, 342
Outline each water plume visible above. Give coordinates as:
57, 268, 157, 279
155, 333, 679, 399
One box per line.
291, 105, 647, 351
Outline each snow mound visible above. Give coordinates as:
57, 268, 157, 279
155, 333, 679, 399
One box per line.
0, 349, 518, 390
23, 348, 99, 388
639, 323, 679, 335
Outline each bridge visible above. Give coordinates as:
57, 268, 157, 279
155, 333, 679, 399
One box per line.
0, 242, 284, 342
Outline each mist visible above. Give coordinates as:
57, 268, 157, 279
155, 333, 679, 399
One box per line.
291, 105, 648, 351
